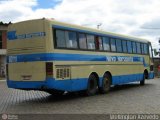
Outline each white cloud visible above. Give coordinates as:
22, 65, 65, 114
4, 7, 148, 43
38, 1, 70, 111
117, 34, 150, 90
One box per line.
0, 0, 37, 22
0, 0, 160, 49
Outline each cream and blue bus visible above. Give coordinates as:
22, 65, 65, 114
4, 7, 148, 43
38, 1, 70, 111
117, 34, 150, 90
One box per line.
7, 18, 154, 96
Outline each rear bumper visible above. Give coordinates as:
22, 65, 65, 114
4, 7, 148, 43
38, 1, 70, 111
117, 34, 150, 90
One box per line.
7, 78, 88, 92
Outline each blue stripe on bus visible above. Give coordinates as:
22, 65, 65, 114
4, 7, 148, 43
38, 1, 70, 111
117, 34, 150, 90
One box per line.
7, 53, 106, 63
7, 73, 144, 92
7, 53, 149, 67
7, 53, 144, 63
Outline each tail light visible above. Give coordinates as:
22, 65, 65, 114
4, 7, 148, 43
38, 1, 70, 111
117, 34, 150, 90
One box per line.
46, 62, 53, 77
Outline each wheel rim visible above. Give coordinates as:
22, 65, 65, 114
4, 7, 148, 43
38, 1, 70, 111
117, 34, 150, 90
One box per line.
103, 76, 110, 89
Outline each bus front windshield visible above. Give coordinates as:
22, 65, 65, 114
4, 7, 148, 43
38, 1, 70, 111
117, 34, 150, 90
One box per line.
149, 43, 154, 61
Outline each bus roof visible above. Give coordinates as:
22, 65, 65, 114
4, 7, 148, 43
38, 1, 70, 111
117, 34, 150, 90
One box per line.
13, 18, 150, 44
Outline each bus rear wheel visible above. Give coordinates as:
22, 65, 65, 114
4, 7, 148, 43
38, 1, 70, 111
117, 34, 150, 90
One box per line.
99, 73, 111, 94
85, 74, 98, 96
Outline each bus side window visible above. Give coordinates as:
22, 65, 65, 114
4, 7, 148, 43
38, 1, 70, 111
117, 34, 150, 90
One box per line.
141, 43, 144, 54
55, 30, 66, 48
87, 34, 95, 50
95, 36, 103, 50
66, 31, 78, 48
144, 43, 148, 54
116, 39, 122, 52
136, 42, 141, 54
122, 40, 127, 53
127, 41, 132, 53
78, 33, 87, 49
110, 38, 116, 52
132, 42, 137, 54
102, 37, 110, 51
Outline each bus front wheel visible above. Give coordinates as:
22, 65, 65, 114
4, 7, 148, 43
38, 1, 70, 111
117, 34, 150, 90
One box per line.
86, 74, 98, 96
99, 73, 111, 94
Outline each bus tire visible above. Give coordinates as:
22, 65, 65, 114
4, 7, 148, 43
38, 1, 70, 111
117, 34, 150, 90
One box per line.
86, 74, 98, 96
99, 73, 111, 94
140, 73, 146, 86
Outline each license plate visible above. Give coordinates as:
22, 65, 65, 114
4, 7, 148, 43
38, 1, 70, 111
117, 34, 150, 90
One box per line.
21, 75, 32, 80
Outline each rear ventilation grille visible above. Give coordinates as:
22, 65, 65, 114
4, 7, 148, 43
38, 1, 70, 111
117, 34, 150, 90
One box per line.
56, 67, 70, 79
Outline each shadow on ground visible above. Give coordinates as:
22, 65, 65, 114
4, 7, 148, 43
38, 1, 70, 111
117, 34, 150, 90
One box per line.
17, 82, 154, 105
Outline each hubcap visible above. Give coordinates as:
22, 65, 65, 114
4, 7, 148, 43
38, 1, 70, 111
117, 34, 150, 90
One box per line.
104, 77, 109, 88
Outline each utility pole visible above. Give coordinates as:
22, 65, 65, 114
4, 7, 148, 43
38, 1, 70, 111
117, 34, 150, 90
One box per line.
159, 39, 160, 58
158, 40, 160, 77
97, 23, 102, 29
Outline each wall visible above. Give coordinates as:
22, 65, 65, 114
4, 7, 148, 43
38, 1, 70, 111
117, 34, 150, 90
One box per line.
2, 30, 7, 49
153, 58, 160, 77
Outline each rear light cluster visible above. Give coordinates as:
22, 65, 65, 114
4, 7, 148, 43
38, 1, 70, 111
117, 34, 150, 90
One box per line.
46, 62, 53, 77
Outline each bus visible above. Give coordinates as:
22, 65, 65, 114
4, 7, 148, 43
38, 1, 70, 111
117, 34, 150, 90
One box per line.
7, 18, 154, 96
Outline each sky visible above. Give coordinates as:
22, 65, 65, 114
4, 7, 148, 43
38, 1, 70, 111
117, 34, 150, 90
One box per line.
0, 0, 160, 54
